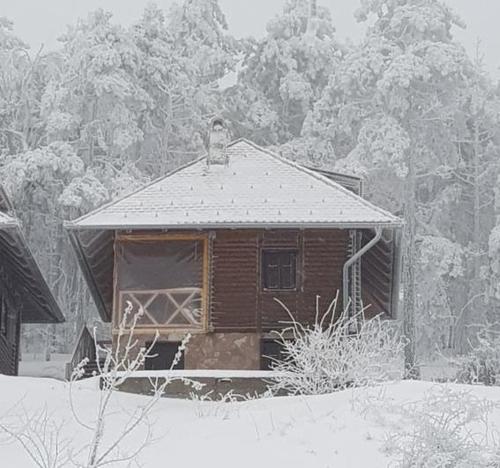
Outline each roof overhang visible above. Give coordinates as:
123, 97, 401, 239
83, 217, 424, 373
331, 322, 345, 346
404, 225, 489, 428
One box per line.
66, 228, 114, 322
0, 224, 65, 324
65, 221, 403, 231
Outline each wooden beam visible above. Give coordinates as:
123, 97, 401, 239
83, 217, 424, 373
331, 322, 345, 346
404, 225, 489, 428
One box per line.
116, 233, 208, 242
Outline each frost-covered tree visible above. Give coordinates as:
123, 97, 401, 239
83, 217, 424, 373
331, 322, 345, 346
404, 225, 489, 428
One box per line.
0, 18, 47, 154
42, 10, 149, 166
1, 142, 108, 354
132, 1, 238, 174
307, 0, 474, 374
232, 0, 340, 148
451, 56, 500, 350
417, 236, 463, 352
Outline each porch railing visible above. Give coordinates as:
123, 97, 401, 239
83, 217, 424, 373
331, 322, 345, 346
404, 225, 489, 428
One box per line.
118, 287, 203, 329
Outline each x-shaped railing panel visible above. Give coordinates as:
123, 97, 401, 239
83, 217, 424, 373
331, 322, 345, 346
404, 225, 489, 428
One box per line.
119, 287, 203, 328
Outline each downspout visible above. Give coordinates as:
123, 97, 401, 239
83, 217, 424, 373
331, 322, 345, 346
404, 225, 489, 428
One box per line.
342, 227, 383, 318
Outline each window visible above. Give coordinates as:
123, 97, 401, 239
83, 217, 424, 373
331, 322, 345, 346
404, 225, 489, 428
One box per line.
115, 236, 207, 330
262, 250, 297, 290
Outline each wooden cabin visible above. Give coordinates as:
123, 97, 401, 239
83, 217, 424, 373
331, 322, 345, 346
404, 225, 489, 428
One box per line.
0, 188, 64, 375
66, 120, 402, 371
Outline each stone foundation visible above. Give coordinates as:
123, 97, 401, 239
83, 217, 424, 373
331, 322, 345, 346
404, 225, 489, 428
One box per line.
112, 331, 261, 370
185, 333, 260, 370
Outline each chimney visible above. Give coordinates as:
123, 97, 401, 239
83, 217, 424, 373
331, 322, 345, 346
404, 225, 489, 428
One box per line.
208, 116, 230, 166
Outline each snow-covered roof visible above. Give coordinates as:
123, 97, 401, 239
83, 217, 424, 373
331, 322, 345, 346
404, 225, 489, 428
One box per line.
67, 139, 402, 230
0, 189, 64, 324
0, 211, 18, 228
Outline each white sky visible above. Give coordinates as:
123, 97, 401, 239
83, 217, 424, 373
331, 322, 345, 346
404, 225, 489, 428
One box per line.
1, 0, 498, 78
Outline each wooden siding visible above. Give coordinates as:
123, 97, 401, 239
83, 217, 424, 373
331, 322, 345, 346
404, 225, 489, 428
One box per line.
361, 229, 401, 319
211, 229, 349, 332
211, 231, 259, 330
0, 332, 18, 375
0, 293, 20, 376
301, 229, 349, 324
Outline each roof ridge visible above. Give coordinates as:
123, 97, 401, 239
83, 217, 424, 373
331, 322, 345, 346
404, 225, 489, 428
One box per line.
231, 139, 401, 224
66, 155, 206, 228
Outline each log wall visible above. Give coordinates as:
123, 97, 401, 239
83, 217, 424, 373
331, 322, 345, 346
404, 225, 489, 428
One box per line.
211, 229, 349, 332
0, 296, 20, 376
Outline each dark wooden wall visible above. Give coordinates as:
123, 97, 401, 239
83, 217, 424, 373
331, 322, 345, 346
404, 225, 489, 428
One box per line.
0, 333, 18, 375
211, 229, 349, 332
0, 292, 20, 376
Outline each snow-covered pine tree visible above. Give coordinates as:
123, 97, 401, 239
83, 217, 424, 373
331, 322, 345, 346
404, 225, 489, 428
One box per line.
132, 1, 238, 175
231, 0, 341, 149
307, 0, 474, 375
449, 55, 500, 351
0, 17, 46, 154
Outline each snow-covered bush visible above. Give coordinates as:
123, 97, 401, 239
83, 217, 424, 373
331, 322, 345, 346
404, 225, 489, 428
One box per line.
1, 302, 195, 468
0, 407, 72, 468
455, 334, 500, 386
385, 386, 497, 468
69, 301, 195, 467
269, 296, 405, 396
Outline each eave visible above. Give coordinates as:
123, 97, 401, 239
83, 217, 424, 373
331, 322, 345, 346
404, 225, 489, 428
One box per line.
65, 220, 403, 231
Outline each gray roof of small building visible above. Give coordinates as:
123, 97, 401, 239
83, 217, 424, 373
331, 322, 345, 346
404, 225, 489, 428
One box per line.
67, 139, 402, 230
0, 188, 64, 324
0, 211, 18, 228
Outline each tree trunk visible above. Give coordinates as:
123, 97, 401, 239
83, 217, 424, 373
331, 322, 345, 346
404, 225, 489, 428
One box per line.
403, 146, 420, 379
463, 118, 485, 351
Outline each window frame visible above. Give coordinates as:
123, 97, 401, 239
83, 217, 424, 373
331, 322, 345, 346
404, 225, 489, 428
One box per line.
261, 248, 299, 292
113, 233, 209, 334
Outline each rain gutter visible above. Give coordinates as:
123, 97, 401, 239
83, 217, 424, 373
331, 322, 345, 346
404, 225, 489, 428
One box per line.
342, 227, 383, 317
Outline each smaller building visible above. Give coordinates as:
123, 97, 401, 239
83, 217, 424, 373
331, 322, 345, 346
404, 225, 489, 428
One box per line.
66, 120, 403, 371
0, 187, 64, 375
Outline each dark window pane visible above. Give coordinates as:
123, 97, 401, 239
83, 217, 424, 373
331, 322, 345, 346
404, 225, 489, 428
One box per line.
280, 265, 295, 289
265, 264, 280, 289
117, 240, 203, 290
262, 250, 297, 290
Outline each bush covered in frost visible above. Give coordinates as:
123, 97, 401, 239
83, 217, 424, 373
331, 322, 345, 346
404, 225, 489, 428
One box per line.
455, 334, 500, 386
385, 386, 497, 468
268, 297, 405, 396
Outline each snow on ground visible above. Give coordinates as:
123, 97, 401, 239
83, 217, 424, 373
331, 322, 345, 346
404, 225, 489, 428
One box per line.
1, 375, 500, 467
17, 354, 458, 383
18, 353, 70, 380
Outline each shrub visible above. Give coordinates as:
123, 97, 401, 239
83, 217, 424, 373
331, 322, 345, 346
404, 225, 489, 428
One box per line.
385, 386, 497, 468
269, 296, 405, 396
455, 335, 500, 386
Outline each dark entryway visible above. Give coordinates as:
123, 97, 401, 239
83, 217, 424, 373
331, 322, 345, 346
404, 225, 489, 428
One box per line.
260, 339, 287, 370
145, 342, 185, 370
